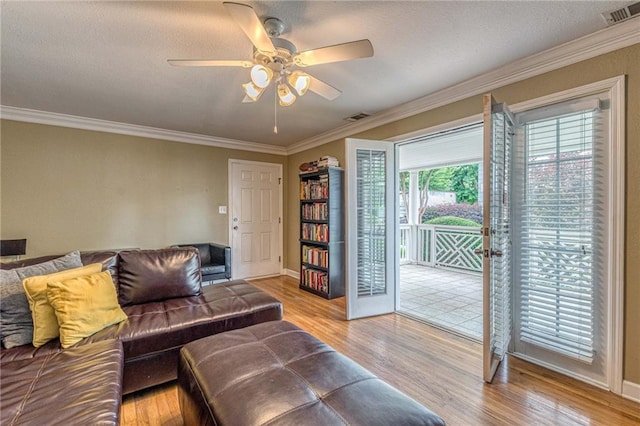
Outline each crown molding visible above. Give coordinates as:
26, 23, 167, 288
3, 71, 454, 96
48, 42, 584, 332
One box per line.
0, 106, 288, 156
286, 18, 640, 155
1, 19, 637, 157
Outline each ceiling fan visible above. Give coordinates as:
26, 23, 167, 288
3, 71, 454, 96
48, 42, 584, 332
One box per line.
168, 2, 374, 108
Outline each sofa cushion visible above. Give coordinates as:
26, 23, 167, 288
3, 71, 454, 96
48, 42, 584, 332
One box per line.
0, 270, 32, 349
22, 263, 103, 347
1, 250, 122, 287
0, 251, 83, 348
80, 250, 120, 286
14, 251, 83, 280
1, 339, 123, 426
190, 243, 212, 265
81, 280, 282, 359
47, 271, 127, 348
201, 264, 226, 275
117, 248, 201, 306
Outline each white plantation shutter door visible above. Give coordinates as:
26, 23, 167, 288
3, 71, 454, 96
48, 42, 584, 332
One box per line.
346, 138, 396, 320
482, 95, 514, 383
516, 98, 604, 363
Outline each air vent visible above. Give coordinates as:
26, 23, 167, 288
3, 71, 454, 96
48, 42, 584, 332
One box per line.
602, 2, 640, 25
344, 112, 370, 122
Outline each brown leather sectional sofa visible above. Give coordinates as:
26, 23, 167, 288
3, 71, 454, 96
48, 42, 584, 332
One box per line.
0, 248, 283, 425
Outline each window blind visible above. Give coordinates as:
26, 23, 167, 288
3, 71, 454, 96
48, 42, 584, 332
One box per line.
518, 103, 603, 363
356, 149, 387, 297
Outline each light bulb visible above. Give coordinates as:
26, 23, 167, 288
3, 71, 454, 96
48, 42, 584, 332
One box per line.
242, 81, 264, 101
250, 65, 273, 89
277, 83, 296, 106
287, 71, 311, 96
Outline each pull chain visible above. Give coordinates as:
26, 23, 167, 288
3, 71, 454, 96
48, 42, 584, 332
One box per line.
273, 86, 278, 134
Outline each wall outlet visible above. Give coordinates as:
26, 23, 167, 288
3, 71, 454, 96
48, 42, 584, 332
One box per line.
218, 206, 227, 214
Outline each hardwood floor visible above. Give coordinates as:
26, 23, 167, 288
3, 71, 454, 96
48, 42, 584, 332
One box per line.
121, 275, 640, 425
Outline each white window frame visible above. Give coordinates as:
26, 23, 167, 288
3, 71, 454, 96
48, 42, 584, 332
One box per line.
509, 76, 625, 394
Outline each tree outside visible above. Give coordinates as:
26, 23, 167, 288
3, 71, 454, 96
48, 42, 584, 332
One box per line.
399, 164, 481, 226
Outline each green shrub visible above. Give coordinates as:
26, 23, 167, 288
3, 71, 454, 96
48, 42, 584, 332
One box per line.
422, 203, 482, 224
424, 216, 481, 227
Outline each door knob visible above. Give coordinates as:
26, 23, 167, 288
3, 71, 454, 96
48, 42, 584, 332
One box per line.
233, 226, 238, 230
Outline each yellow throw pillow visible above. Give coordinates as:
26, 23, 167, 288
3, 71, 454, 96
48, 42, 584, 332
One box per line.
47, 270, 127, 348
22, 263, 103, 347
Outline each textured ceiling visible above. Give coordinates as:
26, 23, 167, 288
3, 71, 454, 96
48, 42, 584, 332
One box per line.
0, 1, 630, 147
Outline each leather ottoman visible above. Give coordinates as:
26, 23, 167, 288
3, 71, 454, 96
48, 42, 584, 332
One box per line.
178, 320, 446, 426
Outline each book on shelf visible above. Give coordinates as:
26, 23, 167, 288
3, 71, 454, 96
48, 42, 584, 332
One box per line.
300, 179, 329, 200
301, 223, 329, 242
301, 202, 328, 221
301, 265, 329, 293
302, 245, 329, 268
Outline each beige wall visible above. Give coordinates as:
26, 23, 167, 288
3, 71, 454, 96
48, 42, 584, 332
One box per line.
0, 121, 286, 257
285, 43, 640, 383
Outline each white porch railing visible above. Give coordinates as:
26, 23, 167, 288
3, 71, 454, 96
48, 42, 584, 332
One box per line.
399, 224, 482, 273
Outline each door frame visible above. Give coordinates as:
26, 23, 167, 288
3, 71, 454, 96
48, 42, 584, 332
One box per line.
228, 159, 284, 279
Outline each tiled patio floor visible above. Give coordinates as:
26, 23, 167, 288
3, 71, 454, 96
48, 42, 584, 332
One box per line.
398, 263, 483, 340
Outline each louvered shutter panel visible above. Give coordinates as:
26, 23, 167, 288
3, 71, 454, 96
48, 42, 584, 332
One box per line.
356, 149, 387, 297
517, 100, 603, 363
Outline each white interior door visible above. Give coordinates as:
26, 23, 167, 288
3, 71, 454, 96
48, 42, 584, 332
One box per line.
229, 160, 282, 279
482, 94, 514, 383
346, 138, 397, 320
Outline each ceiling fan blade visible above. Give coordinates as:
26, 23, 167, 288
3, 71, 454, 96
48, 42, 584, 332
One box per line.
168, 59, 253, 67
223, 2, 276, 54
308, 75, 342, 100
294, 39, 373, 67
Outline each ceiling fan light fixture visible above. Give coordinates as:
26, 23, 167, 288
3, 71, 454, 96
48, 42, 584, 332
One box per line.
287, 71, 311, 96
277, 83, 296, 106
250, 64, 273, 89
242, 81, 264, 101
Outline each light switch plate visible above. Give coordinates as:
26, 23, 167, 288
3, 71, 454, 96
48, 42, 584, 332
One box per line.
218, 206, 227, 214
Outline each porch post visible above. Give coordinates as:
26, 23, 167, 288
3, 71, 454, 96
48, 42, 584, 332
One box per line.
409, 171, 419, 263
477, 162, 483, 207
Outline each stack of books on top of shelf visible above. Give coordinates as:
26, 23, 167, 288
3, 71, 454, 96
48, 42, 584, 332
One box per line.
318, 156, 339, 169
299, 160, 318, 174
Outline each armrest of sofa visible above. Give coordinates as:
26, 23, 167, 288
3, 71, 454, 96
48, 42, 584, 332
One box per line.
209, 243, 231, 280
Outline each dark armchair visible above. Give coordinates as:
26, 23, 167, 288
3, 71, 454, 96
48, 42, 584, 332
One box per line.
173, 243, 231, 282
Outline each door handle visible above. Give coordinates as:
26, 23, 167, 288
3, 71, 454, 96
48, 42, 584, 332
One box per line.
474, 248, 502, 257
233, 226, 238, 230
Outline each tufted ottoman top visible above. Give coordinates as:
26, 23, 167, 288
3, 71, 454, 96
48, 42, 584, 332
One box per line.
178, 320, 446, 426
